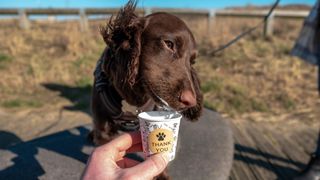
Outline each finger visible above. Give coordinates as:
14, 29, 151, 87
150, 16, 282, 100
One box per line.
115, 143, 142, 161
110, 131, 141, 151
124, 153, 169, 179
116, 151, 126, 161
96, 131, 142, 158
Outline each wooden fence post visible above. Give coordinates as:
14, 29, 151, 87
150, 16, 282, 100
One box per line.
207, 9, 215, 35
18, 9, 30, 30
264, 11, 274, 37
79, 9, 88, 32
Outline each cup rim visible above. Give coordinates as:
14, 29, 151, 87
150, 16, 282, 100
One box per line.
138, 111, 182, 122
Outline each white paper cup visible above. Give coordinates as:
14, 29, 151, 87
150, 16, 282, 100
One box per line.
138, 111, 182, 161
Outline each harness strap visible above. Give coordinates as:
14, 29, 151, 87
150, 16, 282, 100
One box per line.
94, 49, 141, 131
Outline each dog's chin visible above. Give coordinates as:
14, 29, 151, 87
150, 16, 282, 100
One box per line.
181, 105, 202, 122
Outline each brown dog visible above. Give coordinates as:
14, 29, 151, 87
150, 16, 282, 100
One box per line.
90, 0, 203, 179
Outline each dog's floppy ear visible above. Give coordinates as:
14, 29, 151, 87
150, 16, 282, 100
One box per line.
101, 0, 145, 88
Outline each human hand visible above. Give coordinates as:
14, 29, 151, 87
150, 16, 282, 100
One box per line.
82, 131, 169, 180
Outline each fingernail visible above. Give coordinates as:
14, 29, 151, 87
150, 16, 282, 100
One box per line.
160, 153, 169, 164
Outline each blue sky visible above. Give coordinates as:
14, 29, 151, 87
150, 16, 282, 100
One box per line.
0, 0, 316, 9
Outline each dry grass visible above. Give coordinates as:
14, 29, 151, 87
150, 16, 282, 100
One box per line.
0, 16, 318, 122
0, 19, 103, 109
193, 17, 319, 121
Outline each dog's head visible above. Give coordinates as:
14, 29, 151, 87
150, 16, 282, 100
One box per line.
101, 1, 203, 121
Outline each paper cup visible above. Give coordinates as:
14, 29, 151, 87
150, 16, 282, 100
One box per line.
138, 111, 182, 161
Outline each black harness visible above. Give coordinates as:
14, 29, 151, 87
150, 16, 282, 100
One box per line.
94, 49, 140, 132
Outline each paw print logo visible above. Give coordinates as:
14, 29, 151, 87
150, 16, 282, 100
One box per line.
156, 132, 166, 141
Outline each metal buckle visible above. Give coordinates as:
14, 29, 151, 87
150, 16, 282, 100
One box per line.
116, 120, 140, 132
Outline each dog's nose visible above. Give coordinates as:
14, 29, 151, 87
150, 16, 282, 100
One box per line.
179, 90, 197, 108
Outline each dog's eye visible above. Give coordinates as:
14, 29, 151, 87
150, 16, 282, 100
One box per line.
164, 40, 174, 50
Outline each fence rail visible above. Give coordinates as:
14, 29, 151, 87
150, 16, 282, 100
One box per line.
215, 10, 309, 18
0, 8, 310, 36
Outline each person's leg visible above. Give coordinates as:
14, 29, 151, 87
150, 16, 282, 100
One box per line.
314, 130, 320, 156
169, 109, 234, 180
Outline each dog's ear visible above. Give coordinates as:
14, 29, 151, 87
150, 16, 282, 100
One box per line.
101, 0, 145, 88
183, 67, 203, 121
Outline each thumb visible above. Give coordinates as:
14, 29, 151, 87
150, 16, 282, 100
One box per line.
125, 153, 169, 179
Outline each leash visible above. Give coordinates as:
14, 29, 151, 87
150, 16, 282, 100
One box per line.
211, 0, 280, 55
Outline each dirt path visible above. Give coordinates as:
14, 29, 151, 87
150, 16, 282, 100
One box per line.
0, 105, 91, 148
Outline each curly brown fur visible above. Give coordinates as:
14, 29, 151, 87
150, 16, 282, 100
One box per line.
100, 1, 148, 106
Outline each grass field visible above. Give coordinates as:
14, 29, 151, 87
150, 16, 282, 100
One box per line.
0, 14, 318, 127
